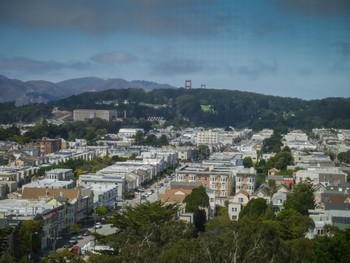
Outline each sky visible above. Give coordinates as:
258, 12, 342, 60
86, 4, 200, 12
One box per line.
0, 0, 349, 100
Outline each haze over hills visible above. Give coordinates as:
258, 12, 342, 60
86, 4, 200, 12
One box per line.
0, 75, 177, 105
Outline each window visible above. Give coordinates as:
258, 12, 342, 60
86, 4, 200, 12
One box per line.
231, 207, 237, 212
239, 198, 243, 203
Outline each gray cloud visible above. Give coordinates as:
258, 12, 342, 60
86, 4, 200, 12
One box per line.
151, 58, 203, 76
275, 0, 350, 16
0, 0, 234, 36
0, 56, 90, 73
91, 51, 137, 65
238, 60, 278, 79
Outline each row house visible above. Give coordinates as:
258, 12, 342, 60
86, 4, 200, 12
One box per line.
251, 129, 274, 142
176, 147, 193, 162
293, 151, 334, 168
175, 164, 232, 205
0, 180, 17, 199
234, 141, 259, 162
45, 168, 74, 181
205, 151, 243, 166
88, 184, 116, 209
160, 181, 216, 219
0, 198, 65, 249
228, 185, 289, 221
284, 130, 308, 142
78, 174, 125, 199
47, 149, 95, 165
8, 150, 47, 167
22, 178, 75, 189
21, 188, 90, 231
266, 174, 295, 189
0, 166, 39, 185
234, 168, 256, 195
295, 167, 347, 186
99, 162, 157, 189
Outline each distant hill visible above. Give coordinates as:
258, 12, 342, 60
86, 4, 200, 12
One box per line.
51, 88, 350, 130
0, 75, 28, 103
0, 75, 177, 105
1, 87, 350, 130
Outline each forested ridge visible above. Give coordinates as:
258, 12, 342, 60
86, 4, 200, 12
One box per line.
1, 88, 350, 130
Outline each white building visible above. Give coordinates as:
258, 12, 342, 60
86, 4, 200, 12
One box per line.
118, 128, 144, 138
196, 130, 219, 146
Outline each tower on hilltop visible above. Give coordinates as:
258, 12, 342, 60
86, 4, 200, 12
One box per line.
185, 80, 192, 89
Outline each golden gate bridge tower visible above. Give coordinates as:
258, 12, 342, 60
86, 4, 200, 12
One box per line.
185, 80, 192, 89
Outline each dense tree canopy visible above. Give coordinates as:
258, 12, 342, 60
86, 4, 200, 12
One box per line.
2, 88, 350, 130
283, 182, 315, 216
108, 201, 179, 231
239, 198, 269, 220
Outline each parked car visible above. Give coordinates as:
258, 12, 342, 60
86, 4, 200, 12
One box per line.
95, 222, 102, 229
141, 195, 147, 200
68, 236, 78, 246
83, 230, 90, 236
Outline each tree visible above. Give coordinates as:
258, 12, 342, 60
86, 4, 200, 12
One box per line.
197, 145, 210, 161
243, 156, 254, 168
183, 186, 209, 213
239, 198, 268, 220
0, 226, 13, 260
276, 208, 314, 240
262, 132, 283, 153
266, 151, 294, 171
313, 228, 350, 263
283, 182, 315, 215
70, 223, 82, 235
202, 220, 285, 263
158, 134, 169, 147
108, 201, 179, 231
285, 238, 315, 262
184, 186, 210, 232
18, 220, 42, 259
40, 249, 85, 263
133, 130, 145, 146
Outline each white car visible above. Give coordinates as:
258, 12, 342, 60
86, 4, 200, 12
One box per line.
95, 222, 102, 229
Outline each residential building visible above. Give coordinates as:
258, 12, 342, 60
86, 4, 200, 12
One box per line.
45, 168, 74, 181
88, 184, 117, 209
175, 164, 232, 204
196, 129, 219, 146
234, 168, 256, 195
36, 138, 61, 155
21, 188, 90, 231
295, 167, 347, 186
78, 174, 125, 199
228, 202, 242, 221
118, 128, 144, 138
